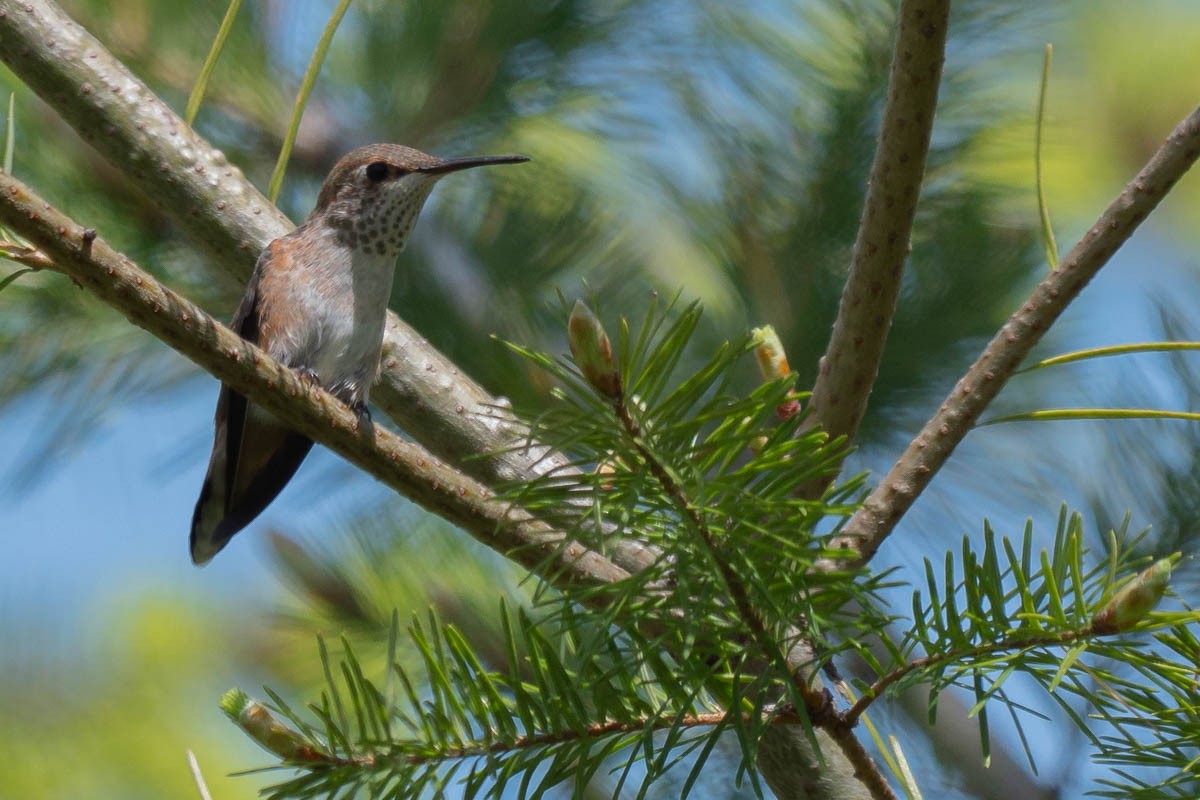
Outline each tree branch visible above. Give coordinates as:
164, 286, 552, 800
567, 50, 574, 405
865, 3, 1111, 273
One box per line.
0, 169, 630, 591
619, 395, 892, 800
228, 692, 867, 780
760, 636, 874, 800
758, 4, 951, 796
827, 102, 1200, 568
807, 0, 950, 444
0, 0, 656, 575
842, 629, 1085, 729
840, 612, 1059, 800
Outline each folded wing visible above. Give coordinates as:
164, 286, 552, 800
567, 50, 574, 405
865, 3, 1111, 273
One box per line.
190, 265, 314, 565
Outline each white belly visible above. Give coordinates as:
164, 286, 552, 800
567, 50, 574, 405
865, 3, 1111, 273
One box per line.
291, 245, 396, 407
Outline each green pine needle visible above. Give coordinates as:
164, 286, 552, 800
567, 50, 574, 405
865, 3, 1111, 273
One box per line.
184, 0, 244, 125
3, 92, 14, 173
1020, 341, 1200, 373
982, 408, 1200, 426
0, 268, 34, 293
268, 0, 354, 203
1035, 44, 1059, 268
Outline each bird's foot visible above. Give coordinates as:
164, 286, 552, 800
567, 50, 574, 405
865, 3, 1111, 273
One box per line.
351, 400, 373, 428
294, 366, 320, 385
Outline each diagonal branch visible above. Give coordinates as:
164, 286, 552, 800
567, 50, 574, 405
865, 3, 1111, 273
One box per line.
827, 102, 1200, 568
0, 169, 629, 591
807, 0, 950, 445
0, 0, 653, 575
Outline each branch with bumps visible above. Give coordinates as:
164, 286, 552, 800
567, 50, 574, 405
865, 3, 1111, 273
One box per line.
757, 2, 952, 795
807, 0, 950, 445
825, 102, 1200, 569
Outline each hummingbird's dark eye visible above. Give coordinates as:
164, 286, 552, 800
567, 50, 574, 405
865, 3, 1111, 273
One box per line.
365, 162, 390, 183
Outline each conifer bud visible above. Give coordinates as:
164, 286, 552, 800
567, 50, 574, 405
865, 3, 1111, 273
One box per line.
220, 689, 327, 762
569, 300, 622, 399
593, 452, 623, 489
751, 325, 800, 419
1091, 558, 1172, 635
752, 325, 789, 380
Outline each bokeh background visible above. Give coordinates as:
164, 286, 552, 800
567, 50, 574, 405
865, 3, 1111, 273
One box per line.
1, 1, 1199, 797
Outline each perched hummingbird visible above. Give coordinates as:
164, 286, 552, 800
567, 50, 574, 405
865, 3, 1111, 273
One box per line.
190, 143, 528, 565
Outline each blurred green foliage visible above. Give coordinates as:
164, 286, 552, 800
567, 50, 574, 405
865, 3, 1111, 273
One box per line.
0, 595, 268, 798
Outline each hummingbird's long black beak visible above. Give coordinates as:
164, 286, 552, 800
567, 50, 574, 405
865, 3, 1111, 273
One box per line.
420, 154, 530, 176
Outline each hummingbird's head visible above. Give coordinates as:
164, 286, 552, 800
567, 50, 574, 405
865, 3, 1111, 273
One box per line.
313, 143, 528, 258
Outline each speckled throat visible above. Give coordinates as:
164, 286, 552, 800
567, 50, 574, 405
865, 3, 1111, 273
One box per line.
323, 177, 437, 259
307, 143, 530, 261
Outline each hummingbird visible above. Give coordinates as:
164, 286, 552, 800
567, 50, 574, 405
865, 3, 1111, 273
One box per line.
190, 143, 528, 565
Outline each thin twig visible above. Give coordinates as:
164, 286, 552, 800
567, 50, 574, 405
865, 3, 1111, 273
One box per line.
615, 398, 776, 659
387, 711, 751, 766
826, 101, 1200, 569
186, 750, 214, 800
822, 723, 900, 800
841, 629, 1086, 728
242, 704, 821, 769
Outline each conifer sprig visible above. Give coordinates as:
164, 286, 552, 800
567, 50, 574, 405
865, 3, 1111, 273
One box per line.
223, 300, 1199, 799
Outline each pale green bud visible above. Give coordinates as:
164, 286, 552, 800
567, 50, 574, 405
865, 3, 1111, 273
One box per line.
568, 300, 621, 399
1092, 558, 1172, 634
